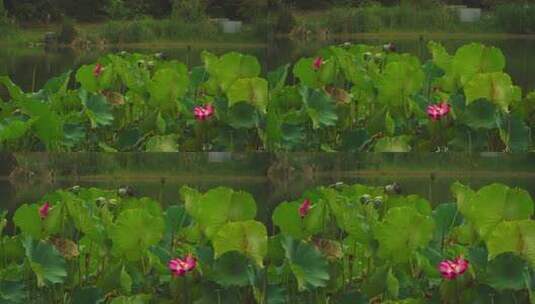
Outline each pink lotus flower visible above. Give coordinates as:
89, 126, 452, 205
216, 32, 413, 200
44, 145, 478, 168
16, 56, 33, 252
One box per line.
39, 202, 51, 219
427, 102, 451, 121
168, 254, 197, 277
193, 104, 214, 121
299, 199, 312, 218
93, 63, 104, 77
312, 57, 324, 70
438, 256, 469, 280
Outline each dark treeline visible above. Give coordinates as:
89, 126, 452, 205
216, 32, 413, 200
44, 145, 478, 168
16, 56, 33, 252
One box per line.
2, 0, 533, 22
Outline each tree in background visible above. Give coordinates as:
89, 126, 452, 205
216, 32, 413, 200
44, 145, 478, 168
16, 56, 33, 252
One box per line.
172, 0, 207, 22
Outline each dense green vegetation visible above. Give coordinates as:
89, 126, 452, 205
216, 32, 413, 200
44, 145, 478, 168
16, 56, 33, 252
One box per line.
1, 182, 534, 303
0, 42, 533, 152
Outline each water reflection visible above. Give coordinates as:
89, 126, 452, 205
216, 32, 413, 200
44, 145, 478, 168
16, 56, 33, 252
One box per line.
1, 153, 534, 224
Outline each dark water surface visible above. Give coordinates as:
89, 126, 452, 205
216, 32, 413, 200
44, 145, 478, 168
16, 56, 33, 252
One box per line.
1, 153, 534, 224
1, 36, 534, 94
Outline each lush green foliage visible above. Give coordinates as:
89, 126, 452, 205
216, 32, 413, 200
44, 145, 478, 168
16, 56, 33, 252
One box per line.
0, 42, 534, 152
1, 182, 534, 303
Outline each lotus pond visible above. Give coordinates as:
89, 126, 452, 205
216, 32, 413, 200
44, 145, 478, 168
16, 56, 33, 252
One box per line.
1, 152, 535, 303
1, 40, 535, 153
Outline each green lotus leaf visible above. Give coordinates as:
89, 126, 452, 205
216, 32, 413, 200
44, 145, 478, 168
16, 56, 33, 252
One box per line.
23, 239, 67, 287
462, 100, 499, 129
0, 76, 25, 101
451, 43, 505, 85
211, 252, 252, 287
148, 65, 189, 111
0, 118, 34, 142
267, 64, 289, 91
202, 51, 261, 92
109, 56, 150, 93
75, 63, 114, 93
185, 187, 257, 239
432, 203, 462, 245
79, 90, 114, 128
464, 72, 520, 112
16, 99, 63, 147
64, 193, 106, 243
299, 86, 338, 129
212, 220, 267, 267
427, 41, 452, 72
293, 57, 336, 88
499, 114, 530, 152
179, 186, 202, 219
329, 46, 360, 84
13, 204, 42, 239
485, 253, 528, 291
281, 236, 330, 291
374, 207, 435, 264
144, 134, 179, 152
226, 102, 259, 129
457, 183, 533, 240
272, 199, 328, 240
487, 220, 535, 267
227, 77, 268, 113
109, 294, 152, 304
72, 287, 104, 304
110, 209, 165, 261
374, 136, 411, 152
377, 57, 424, 107
0, 280, 26, 303
385, 195, 432, 216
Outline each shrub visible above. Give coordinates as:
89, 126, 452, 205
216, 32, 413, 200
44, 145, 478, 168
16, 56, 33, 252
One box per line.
172, 0, 207, 23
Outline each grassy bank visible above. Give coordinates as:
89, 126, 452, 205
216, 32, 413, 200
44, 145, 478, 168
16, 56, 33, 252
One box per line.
1, 18, 267, 47
289, 4, 535, 37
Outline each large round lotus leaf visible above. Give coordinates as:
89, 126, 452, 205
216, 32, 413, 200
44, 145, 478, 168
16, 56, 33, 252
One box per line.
427, 41, 452, 72
75, 63, 114, 93
13, 204, 42, 239
487, 220, 535, 267
385, 195, 432, 216
79, 91, 114, 128
485, 253, 528, 291
23, 239, 67, 287
299, 86, 338, 129
144, 134, 179, 152
374, 207, 435, 264
267, 64, 289, 91
17, 99, 63, 147
461, 99, 498, 129
211, 251, 251, 287
0, 119, 33, 142
188, 187, 257, 239
110, 209, 165, 261
432, 203, 462, 244
148, 65, 189, 111
377, 57, 424, 107
281, 236, 330, 291
464, 72, 520, 113
374, 136, 411, 152
108, 55, 150, 92
499, 114, 530, 152
212, 220, 267, 267
272, 200, 328, 240
65, 194, 105, 244
226, 77, 268, 113
202, 51, 261, 92
451, 43, 505, 85
179, 186, 202, 219
458, 183, 533, 239
227, 102, 259, 129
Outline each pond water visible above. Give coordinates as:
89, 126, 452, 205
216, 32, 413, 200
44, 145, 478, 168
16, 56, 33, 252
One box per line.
1, 35, 534, 93
1, 153, 534, 225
